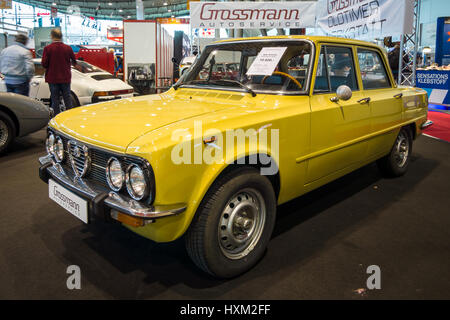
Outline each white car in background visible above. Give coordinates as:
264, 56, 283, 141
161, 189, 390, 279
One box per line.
179, 56, 196, 77
0, 59, 134, 110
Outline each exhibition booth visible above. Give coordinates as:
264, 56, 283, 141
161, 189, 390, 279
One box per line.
2, 0, 450, 302
416, 17, 450, 110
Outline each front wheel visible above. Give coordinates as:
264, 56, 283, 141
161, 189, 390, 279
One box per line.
185, 167, 276, 278
0, 111, 15, 155
377, 127, 412, 177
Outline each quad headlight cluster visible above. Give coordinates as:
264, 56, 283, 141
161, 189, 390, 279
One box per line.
46, 133, 64, 163
106, 157, 151, 201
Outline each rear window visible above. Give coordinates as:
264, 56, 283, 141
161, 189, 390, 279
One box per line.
357, 49, 391, 89
73, 60, 105, 74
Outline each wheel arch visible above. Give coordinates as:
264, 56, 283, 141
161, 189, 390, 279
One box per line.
0, 105, 19, 136
70, 91, 80, 107
189, 153, 281, 226
405, 122, 417, 140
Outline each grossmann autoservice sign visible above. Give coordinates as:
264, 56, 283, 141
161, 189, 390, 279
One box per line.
190, 1, 317, 29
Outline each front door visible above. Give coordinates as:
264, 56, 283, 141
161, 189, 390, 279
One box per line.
307, 44, 370, 184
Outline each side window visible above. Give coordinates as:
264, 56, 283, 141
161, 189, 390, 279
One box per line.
314, 46, 358, 93
357, 49, 391, 89
34, 63, 45, 76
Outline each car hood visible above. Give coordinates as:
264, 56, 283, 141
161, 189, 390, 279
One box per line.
50, 89, 253, 152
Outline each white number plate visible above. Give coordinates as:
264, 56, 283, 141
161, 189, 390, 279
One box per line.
49, 179, 89, 224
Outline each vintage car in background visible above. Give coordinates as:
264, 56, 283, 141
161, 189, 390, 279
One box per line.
179, 55, 196, 77
0, 59, 134, 110
39, 36, 428, 278
0, 92, 50, 154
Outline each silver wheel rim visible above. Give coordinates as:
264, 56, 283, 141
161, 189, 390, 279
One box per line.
218, 188, 266, 260
0, 119, 8, 147
394, 131, 409, 168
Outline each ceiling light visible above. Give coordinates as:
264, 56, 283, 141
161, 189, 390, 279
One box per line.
168, 9, 171, 12
163, 2, 168, 5
108, 2, 112, 5
52, 2, 56, 5
119, 9, 123, 12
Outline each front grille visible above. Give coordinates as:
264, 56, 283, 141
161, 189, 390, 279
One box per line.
57, 134, 138, 196
67, 140, 88, 177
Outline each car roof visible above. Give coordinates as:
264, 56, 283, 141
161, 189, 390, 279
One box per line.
214, 35, 382, 50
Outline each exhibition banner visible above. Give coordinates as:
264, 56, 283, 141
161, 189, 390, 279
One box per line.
190, 1, 317, 29
315, 0, 415, 40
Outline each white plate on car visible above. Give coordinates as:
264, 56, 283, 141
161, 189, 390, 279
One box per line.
49, 179, 88, 224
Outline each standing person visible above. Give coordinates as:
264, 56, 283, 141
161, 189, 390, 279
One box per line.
0, 34, 34, 96
41, 28, 77, 115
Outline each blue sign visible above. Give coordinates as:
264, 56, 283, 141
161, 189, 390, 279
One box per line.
416, 70, 450, 108
435, 17, 450, 66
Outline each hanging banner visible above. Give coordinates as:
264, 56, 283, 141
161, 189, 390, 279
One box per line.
315, 0, 415, 40
107, 27, 123, 43
51, 5, 58, 18
190, 1, 317, 29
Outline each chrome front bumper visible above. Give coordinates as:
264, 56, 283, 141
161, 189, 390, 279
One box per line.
39, 155, 186, 222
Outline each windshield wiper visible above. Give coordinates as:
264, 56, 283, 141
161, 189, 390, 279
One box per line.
209, 79, 257, 97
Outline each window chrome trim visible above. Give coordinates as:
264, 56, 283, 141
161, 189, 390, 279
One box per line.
179, 39, 316, 97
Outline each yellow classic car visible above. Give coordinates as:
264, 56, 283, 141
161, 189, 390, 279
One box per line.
39, 36, 428, 278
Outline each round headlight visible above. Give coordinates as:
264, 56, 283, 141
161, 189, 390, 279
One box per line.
54, 137, 64, 162
106, 157, 124, 191
126, 164, 148, 200
46, 133, 55, 156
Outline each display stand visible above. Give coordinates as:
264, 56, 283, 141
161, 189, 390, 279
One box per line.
123, 20, 173, 95
416, 69, 450, 110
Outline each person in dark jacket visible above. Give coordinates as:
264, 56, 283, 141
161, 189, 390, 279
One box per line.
41, 28, 77, 115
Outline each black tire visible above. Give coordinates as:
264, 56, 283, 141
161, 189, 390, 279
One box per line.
185, 167, 277, 278
53, 93, 79, 113
0, 110, 16, 155
376, 127, 413, 177
70, 93, 80, 109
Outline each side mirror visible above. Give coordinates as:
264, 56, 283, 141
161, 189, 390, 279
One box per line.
331, 85, 352, 102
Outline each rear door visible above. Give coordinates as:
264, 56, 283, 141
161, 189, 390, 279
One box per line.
355, 47, 403, 158
307, 44, 370, 184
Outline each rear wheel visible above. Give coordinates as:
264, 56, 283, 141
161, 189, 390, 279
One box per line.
0, 111, 15, 155
54, 93, 79, 113
377, 127, 412, 177
185, 167, 276, 278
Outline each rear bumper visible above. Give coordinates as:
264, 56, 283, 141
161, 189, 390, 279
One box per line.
39, 155, 186, 224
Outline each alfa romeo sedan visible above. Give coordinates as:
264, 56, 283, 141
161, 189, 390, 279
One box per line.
39, 36, 428, 278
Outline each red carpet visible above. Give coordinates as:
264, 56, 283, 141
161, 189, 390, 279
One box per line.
423, 111, 450, 142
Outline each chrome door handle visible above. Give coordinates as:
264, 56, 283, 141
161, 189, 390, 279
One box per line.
394, 93, 403, 99
30, 82, 39, 86
357, 97, 371, 104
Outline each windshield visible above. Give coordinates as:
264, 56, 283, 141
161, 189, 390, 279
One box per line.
73, 60, 105, 74
179, 40, 313, 94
